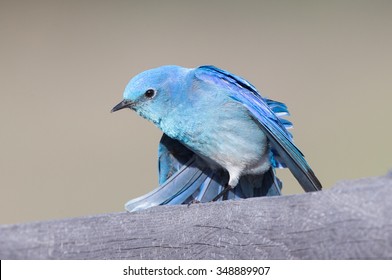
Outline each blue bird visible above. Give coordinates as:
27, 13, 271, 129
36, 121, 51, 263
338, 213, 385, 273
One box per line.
112, 65, 322, 212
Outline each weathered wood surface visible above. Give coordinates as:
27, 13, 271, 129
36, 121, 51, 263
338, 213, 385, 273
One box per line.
1, 173, 391, 259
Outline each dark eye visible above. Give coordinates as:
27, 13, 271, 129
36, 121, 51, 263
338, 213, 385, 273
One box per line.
144, 89, 156, 98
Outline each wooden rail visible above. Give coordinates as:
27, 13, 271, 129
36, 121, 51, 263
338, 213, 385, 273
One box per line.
1, 173, 391, 259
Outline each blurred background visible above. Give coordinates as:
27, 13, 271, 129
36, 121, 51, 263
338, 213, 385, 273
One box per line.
1, 0, 391, 224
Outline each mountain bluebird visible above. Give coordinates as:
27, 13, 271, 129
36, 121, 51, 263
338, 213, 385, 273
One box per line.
112, 65, 322, 212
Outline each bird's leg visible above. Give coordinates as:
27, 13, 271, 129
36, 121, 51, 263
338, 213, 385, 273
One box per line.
223, 190, 229, 200
187, 198, 201, 206
212, 184, 234, 202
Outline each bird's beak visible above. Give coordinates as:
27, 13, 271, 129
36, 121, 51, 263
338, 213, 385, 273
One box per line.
111, 99, 134, 113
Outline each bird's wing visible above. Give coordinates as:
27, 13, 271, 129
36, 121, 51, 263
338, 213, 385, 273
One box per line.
125, 134, 225, 212
158, 133, 195, 185
195, 65, 322, 192
125, 155, 208, 212
158, 134, 236, 203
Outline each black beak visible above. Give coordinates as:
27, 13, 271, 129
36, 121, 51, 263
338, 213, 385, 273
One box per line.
111, 99, 134, 113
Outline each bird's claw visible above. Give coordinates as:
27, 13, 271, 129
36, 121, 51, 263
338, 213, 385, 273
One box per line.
212, 184, 234, 201
187, 199, 201, 207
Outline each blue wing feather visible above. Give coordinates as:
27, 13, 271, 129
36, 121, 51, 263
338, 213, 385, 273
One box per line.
266, 98, 290, 117
125, 156, 207, 212
158, 134, 194, 185
195, 65, 321, 192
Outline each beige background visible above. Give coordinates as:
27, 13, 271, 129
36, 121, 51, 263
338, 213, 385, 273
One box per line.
1, 0, 391, 224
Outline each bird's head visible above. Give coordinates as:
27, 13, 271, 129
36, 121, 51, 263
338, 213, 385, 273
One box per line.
111, 65, 190, 125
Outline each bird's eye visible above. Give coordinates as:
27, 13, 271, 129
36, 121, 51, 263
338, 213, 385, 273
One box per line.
144, 89, 156, 99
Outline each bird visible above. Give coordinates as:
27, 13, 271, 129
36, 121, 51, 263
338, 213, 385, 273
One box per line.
112, 65, 322, 212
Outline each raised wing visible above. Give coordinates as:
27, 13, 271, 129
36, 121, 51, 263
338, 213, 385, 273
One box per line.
195, 65, 322, 192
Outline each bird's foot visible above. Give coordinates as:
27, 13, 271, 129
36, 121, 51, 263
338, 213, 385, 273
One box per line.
212, 184, 234, 202
187, 198, 201, 207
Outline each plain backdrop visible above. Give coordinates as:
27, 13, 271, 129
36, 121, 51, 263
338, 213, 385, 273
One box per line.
1, 0, 391, 224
